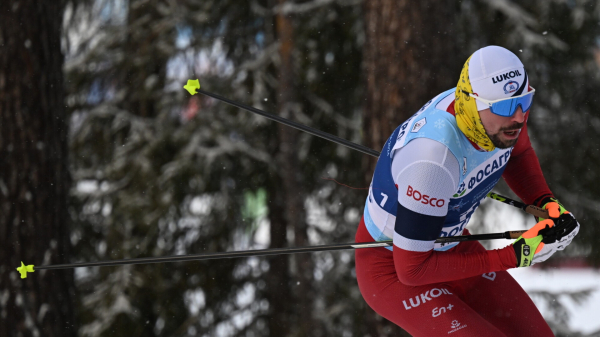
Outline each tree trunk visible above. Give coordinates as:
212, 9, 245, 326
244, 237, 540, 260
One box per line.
363, 0, 461, 175
265, 182, 293, 336
264, 1, 317, 335
275, 4, 315, 336
361, 0, 460, 335
0, 1, 76, 336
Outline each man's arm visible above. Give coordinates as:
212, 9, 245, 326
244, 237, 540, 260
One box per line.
391, 139, 516, 286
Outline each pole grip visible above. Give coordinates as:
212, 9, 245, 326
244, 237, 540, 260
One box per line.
507, 230, 527, 239
524, 205, 549, 219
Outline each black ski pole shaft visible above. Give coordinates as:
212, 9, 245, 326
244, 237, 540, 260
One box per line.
19, 230, 525, 277
197, 88, 380, 157
197, 88, 548, 219
434, 230, 526, 244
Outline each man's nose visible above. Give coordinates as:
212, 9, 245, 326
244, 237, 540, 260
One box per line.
511, 106, 525, 123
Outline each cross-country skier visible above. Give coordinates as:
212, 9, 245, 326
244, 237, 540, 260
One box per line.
355, 45, 580, 336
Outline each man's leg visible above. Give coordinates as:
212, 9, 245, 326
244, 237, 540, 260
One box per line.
355, 218, 507, 336
463, 270, 554, 337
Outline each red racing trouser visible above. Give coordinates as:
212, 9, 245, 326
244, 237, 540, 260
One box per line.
355, 217, 554, 337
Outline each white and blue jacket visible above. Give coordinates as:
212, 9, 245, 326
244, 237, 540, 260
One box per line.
364, 89, 513, 252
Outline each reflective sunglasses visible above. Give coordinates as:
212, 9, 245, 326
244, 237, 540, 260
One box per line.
462, 88, 536, 117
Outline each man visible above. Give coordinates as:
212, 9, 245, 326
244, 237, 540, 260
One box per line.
355, 46, 580, 336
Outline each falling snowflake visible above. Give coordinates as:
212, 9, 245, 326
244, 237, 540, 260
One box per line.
434, 119, 445, 129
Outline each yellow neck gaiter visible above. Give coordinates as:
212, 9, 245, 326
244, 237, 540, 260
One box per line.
454, 55, 495, 151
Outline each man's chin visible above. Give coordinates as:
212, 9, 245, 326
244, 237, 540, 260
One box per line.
489, 134, 519, 149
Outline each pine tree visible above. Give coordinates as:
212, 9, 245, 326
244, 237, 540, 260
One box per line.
0, 1, 76, 336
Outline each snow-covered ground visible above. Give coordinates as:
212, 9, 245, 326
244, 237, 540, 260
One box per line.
509, 268, 600, 335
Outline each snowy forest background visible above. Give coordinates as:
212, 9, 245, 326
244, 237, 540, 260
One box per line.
2, 0, 600, 336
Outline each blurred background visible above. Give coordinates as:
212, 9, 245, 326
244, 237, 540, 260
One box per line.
2, 0, 600, 336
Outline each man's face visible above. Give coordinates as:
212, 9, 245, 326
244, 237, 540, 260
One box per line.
478, 106, 526, 149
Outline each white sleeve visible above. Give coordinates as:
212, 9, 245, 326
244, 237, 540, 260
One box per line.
392, 138, 460, 217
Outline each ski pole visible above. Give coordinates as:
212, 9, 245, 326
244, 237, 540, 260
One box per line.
16, 229, 526, 278
487, 192, 547, 219
196, 88, 379, 158
190, 84, 549, 219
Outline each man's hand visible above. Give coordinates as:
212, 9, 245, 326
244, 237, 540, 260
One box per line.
537, 197, 581, 252
513, 214, 579, 267
538, 197, 568, 220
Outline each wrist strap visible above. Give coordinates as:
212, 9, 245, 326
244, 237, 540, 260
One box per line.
533, 194, 554, 207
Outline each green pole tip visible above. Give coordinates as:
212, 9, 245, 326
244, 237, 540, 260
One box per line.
183, 79, 200, 95
16, 261, 35, 279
